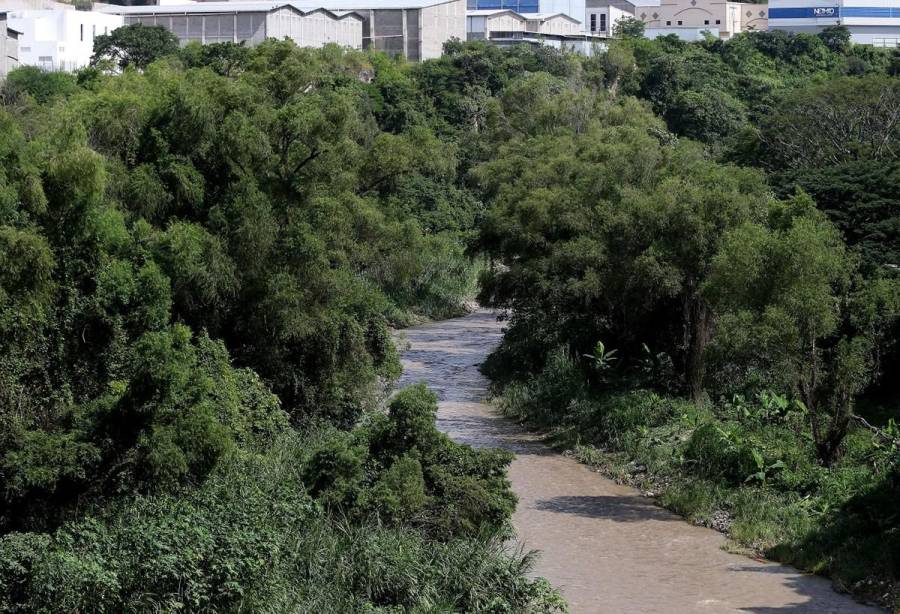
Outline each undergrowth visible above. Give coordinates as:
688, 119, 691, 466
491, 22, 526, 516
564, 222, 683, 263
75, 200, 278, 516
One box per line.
494, 350, 900, 611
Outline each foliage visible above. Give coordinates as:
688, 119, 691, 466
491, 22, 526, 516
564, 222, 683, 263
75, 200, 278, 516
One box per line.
613, 17, 646, 39
0, 41, 587, 611
90, 24, 181, 71
1, 67, 78, 104
305, 384, 516, 536
705, 192, 900, 464
474, 80, 771, 400
0, 430, 562, 613
497, 363, 899, 608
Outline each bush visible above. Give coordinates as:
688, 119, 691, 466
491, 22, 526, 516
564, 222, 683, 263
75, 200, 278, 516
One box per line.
0, 434, 562, 613
306, 385, 517, 537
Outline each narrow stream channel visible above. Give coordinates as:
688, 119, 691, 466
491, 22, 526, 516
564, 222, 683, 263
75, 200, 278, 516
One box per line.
396, 310, 881, 614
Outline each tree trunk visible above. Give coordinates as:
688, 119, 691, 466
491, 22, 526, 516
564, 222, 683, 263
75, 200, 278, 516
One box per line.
685, 295, 712, 403
816, 391, 853, 467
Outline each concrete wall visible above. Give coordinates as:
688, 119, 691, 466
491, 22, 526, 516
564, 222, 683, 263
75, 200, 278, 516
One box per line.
538, 0, 587, 22
492, 12, 527, 31
585, 3, 631, 35
11, 10, 123, 71
527, 15, 583, 33
125, 12, 269, 45
420, 0, 466, 59
639, 0, 767, 37
645, 24, 721, 36
770, 22, 900, 45
2, 15, 20, 79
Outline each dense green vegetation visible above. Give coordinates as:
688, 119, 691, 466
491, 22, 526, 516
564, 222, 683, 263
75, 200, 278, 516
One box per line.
1, 23, 898, 611
0, 39, 570, 611
471, 29, 900, 609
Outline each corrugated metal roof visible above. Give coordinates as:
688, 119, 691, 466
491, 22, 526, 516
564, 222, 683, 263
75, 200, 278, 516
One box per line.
276, 0, 461, 9
519, 11, 580, 21
97, 1, 362, 18
99, 0, 460, 14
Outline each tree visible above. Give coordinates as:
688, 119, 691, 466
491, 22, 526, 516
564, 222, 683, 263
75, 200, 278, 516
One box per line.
1, 66, 78, 104
772, 159, 900, 275
668, 86, 748, 142
759, 75, 900, 169
90, 24, 179, 71
818, 25, 851, 54
475, 84, 769, 400
613, 16, 646, 39
705, 193, 900, 465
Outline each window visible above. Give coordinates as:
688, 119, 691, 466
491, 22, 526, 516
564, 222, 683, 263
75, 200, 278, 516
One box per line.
666, 20, 671, 25
715, 19, 720, 23
677, 20, 682, 24
704, 19, 709, 24
104, 26, 108, 34
589, 13, 596, 31
599, 13, 606, 31
92, 24, 96, 38
80, 24, 83, 41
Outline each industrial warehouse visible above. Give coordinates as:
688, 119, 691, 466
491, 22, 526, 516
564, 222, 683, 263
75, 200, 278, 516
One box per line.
100, 2, 364, 49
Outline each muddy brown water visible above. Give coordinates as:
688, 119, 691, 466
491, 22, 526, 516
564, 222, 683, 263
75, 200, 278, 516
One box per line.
396, 310, 881, 614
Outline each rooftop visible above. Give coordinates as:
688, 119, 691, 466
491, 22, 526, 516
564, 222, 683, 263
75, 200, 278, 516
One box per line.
467, 9, 580, 22
520, 12, 580, 22
97, 1, 361, 17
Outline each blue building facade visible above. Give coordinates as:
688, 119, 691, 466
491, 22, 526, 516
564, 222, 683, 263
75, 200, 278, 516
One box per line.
768, 0, 900, 45
467, 0, 540, 13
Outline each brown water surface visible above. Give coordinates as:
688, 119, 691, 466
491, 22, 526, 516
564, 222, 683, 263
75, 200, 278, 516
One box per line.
397, 310, 881, 614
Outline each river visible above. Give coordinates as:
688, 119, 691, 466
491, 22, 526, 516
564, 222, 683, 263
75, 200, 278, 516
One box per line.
396, 310, 880, 614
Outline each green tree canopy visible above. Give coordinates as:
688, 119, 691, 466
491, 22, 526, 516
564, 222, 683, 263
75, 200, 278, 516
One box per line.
91, 24, 180, 71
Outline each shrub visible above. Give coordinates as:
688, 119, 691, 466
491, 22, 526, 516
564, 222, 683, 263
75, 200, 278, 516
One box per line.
307, 385, 517, 537
0, 435, 562, 613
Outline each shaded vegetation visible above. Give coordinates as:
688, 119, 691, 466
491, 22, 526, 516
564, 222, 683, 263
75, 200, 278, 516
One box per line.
465, 28, 900, 610
1, 24, 898, 611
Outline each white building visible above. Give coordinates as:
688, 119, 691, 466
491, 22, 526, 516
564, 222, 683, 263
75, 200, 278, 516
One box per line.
524, 10, 583, 31
467, 0, 586, 28
466, 7, 606, 50
8, 10, 123, 71
301, 0, 468, 60
466, 7, 580, 35
638, 0, 767, 37
1, 11, 21, 79
585, 0, 658, 37
100, 2, 364, 49
768, 0, 900, 46
585, 0, 765, 38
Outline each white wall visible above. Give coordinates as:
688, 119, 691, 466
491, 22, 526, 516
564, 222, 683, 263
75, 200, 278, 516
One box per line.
639, 0, 767, 37
528, 15, 583, 33
10, 10, 123, 71
2, 16, 20, 79
539, 0, 587, 23
420, 0, 466, 60
487, 11, 527, 33
586, 4, 630, 35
